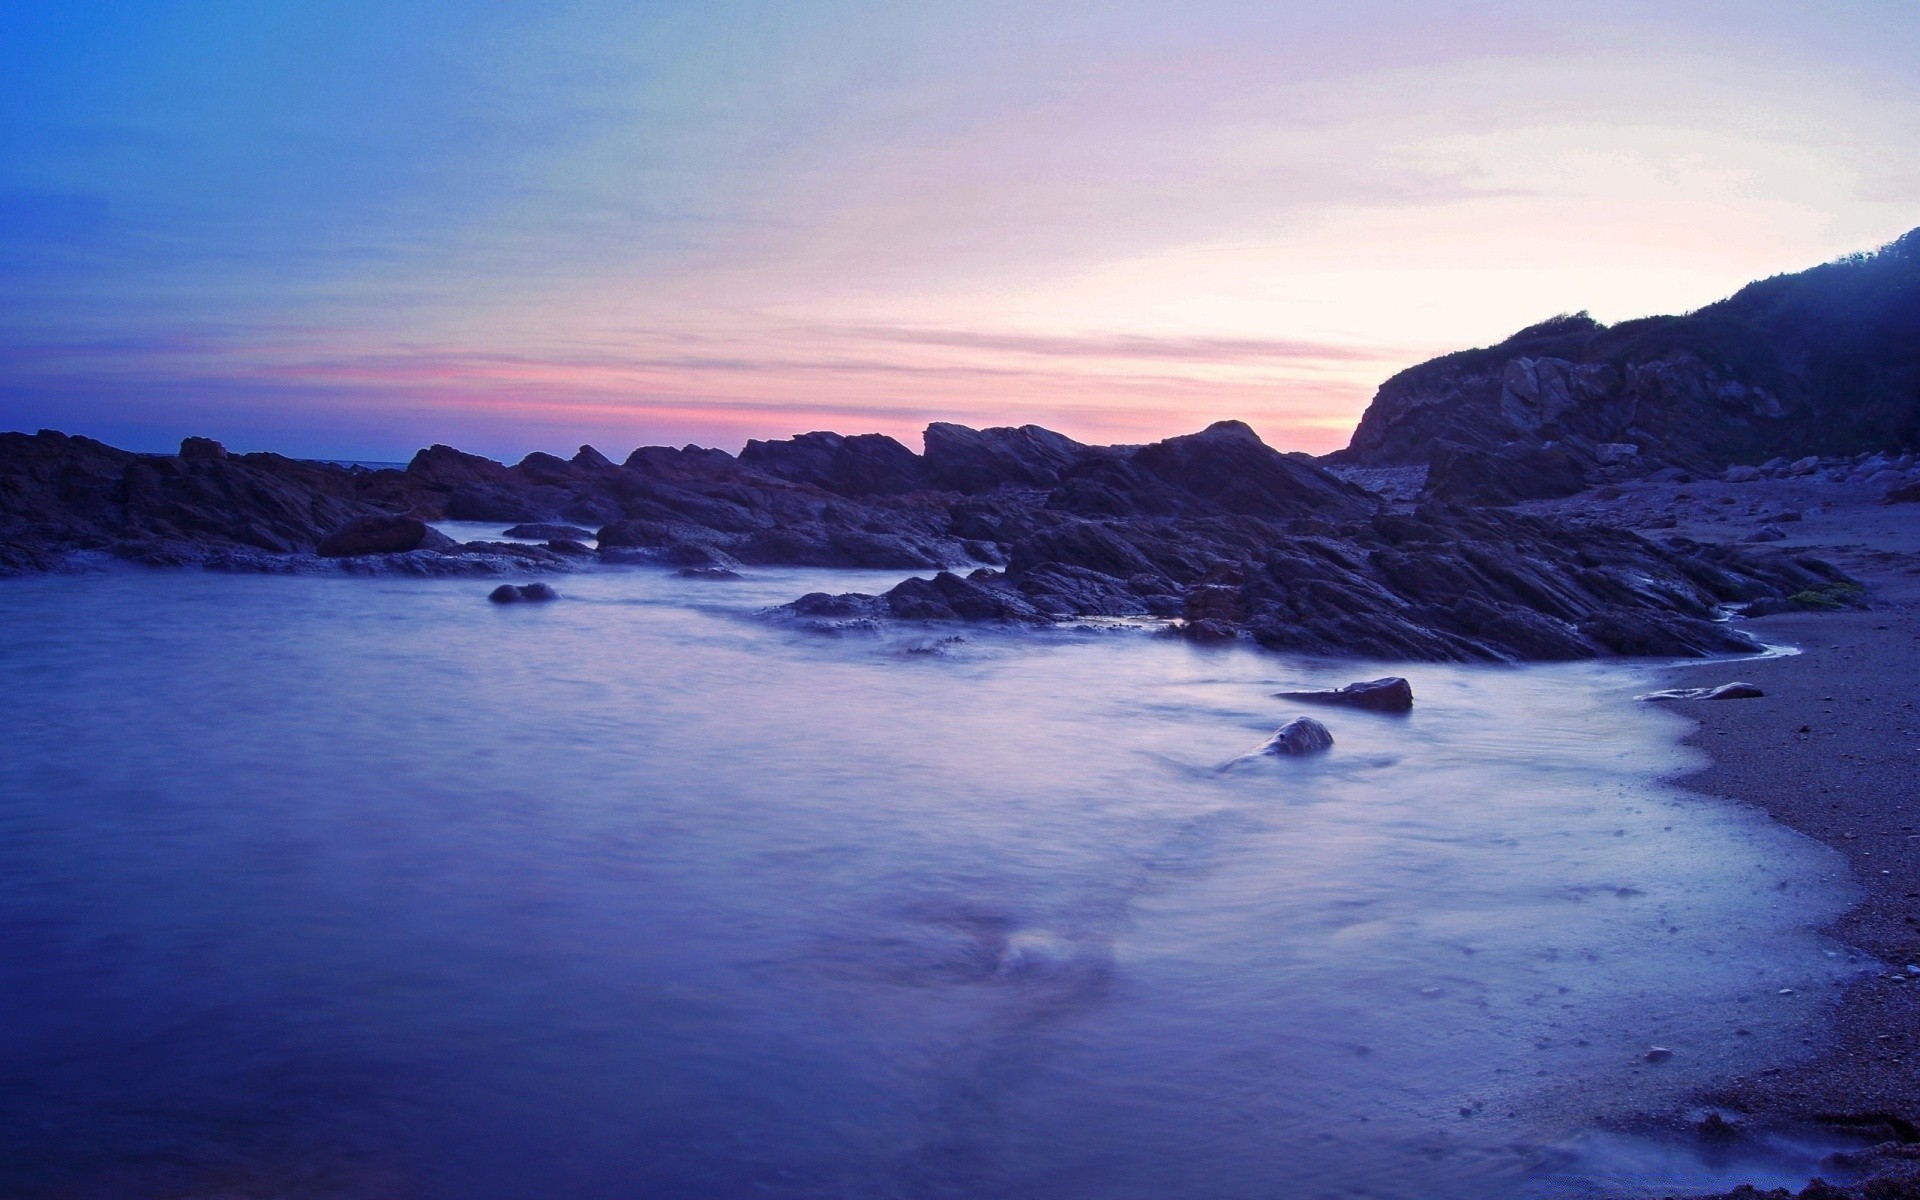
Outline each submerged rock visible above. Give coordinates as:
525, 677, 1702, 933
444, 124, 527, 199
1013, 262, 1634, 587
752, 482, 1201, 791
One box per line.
1265, 717, 1335, 756
1276, 677, 1414, 713
1638, 682, 1765, 701
503, 522, 591, 540
488, 582, 560, 604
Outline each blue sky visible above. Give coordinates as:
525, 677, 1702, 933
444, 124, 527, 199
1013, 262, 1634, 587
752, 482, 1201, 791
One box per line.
3, 1, 1917, 459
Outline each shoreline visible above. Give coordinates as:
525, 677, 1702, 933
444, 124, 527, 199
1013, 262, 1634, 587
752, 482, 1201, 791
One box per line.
1615, 489, 1920, 1198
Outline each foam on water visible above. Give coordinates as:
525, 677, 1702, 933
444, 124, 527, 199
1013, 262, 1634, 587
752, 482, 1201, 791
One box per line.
0, 562, 1863, 1199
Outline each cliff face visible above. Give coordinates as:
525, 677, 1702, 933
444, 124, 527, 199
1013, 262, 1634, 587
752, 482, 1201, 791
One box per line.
1338, 227, 1920, 473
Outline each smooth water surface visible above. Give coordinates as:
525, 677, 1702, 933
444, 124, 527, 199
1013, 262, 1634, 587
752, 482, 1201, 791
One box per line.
0, 562, 1860, 1199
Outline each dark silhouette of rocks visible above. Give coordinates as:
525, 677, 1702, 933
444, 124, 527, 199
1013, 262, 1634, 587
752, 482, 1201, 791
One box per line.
739, 431, 924, 496
488, 582, 559, 603
1423, 440, 1594, 505
317, 515, 453, 557
1, 419, 1859, 660
1336, 227, 1920, 488
1277, 677, 1414, 712
1265, 717, 1335, 755
922, 423, 1087, 492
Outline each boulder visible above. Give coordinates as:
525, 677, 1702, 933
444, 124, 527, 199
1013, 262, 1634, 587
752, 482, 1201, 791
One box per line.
1265, 717, 1335, 756
1724, 464, 1761, 483
1275, 676, 1414, 713
488, 582, 559, 604
1885, 480, 1920, 504
316, 514, 452, 557
178, 436, 228, 461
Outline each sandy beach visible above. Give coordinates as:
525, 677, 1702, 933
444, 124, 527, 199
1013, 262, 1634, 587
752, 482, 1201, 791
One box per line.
1535, 477, 1920, 1195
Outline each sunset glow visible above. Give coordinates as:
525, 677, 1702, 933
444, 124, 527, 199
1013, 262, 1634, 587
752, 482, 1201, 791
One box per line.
3, 1, 1916, 459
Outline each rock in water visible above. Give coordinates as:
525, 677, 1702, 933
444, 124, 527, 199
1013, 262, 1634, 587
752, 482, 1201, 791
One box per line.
488, 583, 559, 604
317, 514, 449, 557
1638, 682, 1765, 701
502, 523, 591, 540
1275, 677, 1414, 713
1265, 717, 1335, 756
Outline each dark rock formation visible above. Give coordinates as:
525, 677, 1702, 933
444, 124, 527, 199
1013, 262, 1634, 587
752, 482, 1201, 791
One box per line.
922, 423, 1087, 492
774, 495, 1839, 662
1277, 677, 1414, 713
1422, 440, 1592, 505
0, 419, 1862, 663
1265, 717, 1334, 755
739, 431, 923, 496
317, 515, 452, 557
488, 582, 559, 603
1131, 421, 1377, 520
1336, 228, 1920, 485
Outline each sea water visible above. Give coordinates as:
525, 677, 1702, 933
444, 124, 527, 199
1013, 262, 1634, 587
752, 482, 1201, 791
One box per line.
0, 557, 1862, 1199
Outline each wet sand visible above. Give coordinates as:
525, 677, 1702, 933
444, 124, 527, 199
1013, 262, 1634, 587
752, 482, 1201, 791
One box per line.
1541, 477, 1920, 1196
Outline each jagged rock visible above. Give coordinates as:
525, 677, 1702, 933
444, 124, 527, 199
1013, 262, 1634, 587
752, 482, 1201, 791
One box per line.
179, 436, 227, 461
1129, 421, 1378, 520
316, 514, 452, 557
1265, 717, 1334, 755
739, 431, 923, 496
1275, 677, 1414, 713
572, 445, 616, 470
882, 571, 1045, 621
406, 444, 511, 489
921, 422, 1087, 492
1423, 439, 1590, 505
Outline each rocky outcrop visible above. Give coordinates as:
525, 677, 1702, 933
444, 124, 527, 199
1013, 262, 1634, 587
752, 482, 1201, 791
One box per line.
922, 423, 1087, 492
0, 421, 1864, 664
1276, 677, 1414, 712
738, 431, 923, 496
775, 495, 1845, 662
1422, 439, 1592, 505
1335, 228, 1920, 486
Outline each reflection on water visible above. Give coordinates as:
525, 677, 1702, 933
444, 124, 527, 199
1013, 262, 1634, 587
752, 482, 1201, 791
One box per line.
0, 561, 1861, 1199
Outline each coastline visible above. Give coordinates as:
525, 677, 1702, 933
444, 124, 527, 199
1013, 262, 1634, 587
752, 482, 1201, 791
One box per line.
1633, 493, 1920, 1197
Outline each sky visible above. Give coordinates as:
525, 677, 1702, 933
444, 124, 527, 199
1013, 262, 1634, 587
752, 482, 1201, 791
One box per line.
2, 1, 1917, 461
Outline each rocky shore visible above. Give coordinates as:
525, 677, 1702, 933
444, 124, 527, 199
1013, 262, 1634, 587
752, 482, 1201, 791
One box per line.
0, 419, 1873, 664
